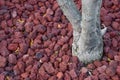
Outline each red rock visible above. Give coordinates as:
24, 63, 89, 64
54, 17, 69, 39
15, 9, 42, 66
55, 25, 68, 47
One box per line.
69, 69, 77, 79
14, 32, 23, 38
21, 72, 29, 78
39, 66, 50, 80
11, 10, 17, 18
8, 43, 18, 51
112, 22, 119, 30
54, 44, 60, 51
61, 29, 67, 36
0, 56, 6, 67
40, 54, 48, 63
81, 67, 88, 74
43, 62, 55, 74
0, 47, 9, 56
92, 69, 99, 76
7, 19, 13, 27
114, 55, 120, 61
27, 49, 35, 56
64, 72, 71, 80
56, 72, 63, 79
62, 55, 70, 63
28, 30, 37, 39
0, 30, 6, 40
87, 63, 95, 69
93, 60, 102, 67
40, 6, 46, 14
62, 44, 68, 51
8, 54, 17, 64
98, 73, 109, 80
19, 43, 28, 54
25, 65, 32, 73
105, 67, 116, 76
46, 8, 54, 15
91, 75, 98, 80
112, 38, 118, 47
44, 40, 51, 48
84, 76, 92, 80
59, 62, 67, 72
104, 46, 110, 53
101, 7, 108, 16
0, 74, 5, 80
68, 63, 77, 70
36, 24, 46, 33
17, 61, 25, 73
116, 66, 120, 75
24, 3, 33, 11
97, 65, 107, 73
71, 56, 78, 64
102, 15, 112, 26
111, 75, 119, 80
53, 1, 59, 10
48, 76, 57, 80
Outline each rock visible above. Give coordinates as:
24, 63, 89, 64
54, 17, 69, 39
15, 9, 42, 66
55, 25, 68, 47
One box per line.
17, 61, 25, 73
24, 3, 33, 11
8, 54, 17, 64
62, 55, 70, 63
112, 22, 119, 30
105, 66, 116, 76
46, 8, 54, 15
84, 76, 92, 80
87, 63, 95, 70
64, 72, 71, 80
56, 72, 63, 79
19, 43, 28, 54
81, 67, 88, 74
112, 38, 118, 47
37, 24, 46, 33
48, 76, 57, 80
59, 62, 67, 72
42, 35, 48, 41
8, 43, 18, 51
0, 47, 9, 56
69, 69, 77, 79
97, 65, 107, 73
35, 52, 44, 60
43, 62, 55, 74
98, 73, 108, 80
93, 60, 102, 67
0, 56, 6, 67
11, 10, 17, 18
114, 55, 120, 61
0, 74, 5, 80
39, 66, 50, 80
21, 72, 29, 78
71, 56, 78, 64
68, 63, 77, 70
116, 66, 120, 75
62, 44, 68, 51
111, 75, 119, 80
44, 40, 51, 47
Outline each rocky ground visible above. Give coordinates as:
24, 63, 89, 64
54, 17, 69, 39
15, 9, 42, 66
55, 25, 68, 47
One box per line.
0, 0, 120, 80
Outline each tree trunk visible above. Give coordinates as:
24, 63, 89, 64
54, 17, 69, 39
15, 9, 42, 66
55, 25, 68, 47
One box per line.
57, 0, 103, 64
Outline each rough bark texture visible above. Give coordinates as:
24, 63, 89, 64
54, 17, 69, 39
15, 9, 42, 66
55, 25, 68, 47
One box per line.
57, 0, 103, 64
56, 0, 81, 52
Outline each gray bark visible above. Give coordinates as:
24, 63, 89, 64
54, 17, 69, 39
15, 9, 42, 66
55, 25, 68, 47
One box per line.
57, 0, 103, 64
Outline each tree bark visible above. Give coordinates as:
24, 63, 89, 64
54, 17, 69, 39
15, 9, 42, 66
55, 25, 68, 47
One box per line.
57, 0, 103, 64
